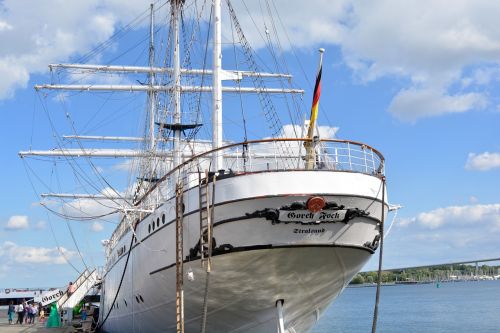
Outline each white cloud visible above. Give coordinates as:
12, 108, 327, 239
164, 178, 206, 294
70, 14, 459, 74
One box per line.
112, 159, 140, 172
0, 263, 9, 278
387, 88, 487, 122
388, 204, 500, 261
397, 217, 415, 228
340, 1, 500, 79
2, 0, 500, 123
60, 187, 127, 220
34, 220, 47, 230
279, 124, 338, 139
465, 152, 500, 171
0, 241, 76, 265
227, 1, 349, 50
90, 222, 104, 233
0, 21, 13, 31
403, 204, 500, 229
468, 67, 500, 86
0, 0, 152, 99
5, 215, 29, 230
337, 1, 500, 121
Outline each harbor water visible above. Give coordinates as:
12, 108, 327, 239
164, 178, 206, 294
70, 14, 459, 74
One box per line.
312, 280, 500, 333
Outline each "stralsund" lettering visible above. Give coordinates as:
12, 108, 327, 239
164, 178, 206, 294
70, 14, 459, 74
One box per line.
293, 228, 325, 234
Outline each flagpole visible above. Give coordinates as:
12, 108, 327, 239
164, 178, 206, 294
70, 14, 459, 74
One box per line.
305, 48, 324, 170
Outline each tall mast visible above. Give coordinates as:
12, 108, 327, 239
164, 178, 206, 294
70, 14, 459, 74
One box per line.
172, 0, 182, 169
148, 3, 156, 151
212, 0, 223, 171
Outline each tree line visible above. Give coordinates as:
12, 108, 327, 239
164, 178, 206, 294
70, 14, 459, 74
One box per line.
350, 264, 500, 284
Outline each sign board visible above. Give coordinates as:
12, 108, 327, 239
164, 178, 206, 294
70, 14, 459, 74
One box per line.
40, 289, 64, 306
278, 209, 347, 223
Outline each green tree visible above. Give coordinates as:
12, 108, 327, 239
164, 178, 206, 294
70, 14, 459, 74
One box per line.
350, 274, 365, 284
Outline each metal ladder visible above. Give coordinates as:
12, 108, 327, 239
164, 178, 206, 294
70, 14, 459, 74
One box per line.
198, 170, 216, 271
199, 170, 216, 333
175, 182, 185, 333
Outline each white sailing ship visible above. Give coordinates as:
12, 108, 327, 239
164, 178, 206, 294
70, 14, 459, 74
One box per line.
21, 1, 389, 332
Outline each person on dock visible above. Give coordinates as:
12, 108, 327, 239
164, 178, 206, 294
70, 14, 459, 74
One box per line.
29, 303, 38, 324
16, 301, 24, 325
25, 303, 32, 324
39, 306, 46, 323
81, 306, 88, 321
46, 304, 61, 328
7, 300, 15, 324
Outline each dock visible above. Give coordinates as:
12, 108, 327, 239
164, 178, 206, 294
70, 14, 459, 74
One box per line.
0, 314, 72, 333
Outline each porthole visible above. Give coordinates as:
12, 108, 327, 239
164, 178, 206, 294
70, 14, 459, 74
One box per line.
135, 296, 140, 303
148, 224, 151, 233
139, 295, 144, 303
124, 299, 128, 307
152, 221, 155, 231
162, 214, 165, 224
157, 218, 160, 227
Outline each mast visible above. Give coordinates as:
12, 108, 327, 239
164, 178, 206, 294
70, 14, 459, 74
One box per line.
173, 0, 182, 169
212, 0, 223, 171
148, 3, 156, 151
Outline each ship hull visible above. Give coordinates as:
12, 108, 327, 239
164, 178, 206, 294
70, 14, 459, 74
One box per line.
100, 171, 386, 332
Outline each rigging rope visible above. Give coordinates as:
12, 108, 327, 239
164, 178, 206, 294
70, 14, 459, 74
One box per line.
270, 1, 334, 131
229, 10, 248, 143
189, 1, 212, 143
21, 159, 82, 275
226, 0, 296, 168
55, 167, 90, 271
226, 0, 284, 139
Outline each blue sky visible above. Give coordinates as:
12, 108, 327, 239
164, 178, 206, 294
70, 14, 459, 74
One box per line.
1, 0, 500, 288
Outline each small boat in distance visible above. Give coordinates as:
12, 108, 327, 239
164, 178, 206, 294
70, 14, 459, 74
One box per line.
21, 1, 389, 332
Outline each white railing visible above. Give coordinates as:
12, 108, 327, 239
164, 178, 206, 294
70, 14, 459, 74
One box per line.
148, 138, 384, 204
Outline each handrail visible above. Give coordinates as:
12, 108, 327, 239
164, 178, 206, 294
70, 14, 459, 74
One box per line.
137, 138, 384, 206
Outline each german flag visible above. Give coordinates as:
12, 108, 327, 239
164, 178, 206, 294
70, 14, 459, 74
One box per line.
305, 49, 324, 170
306, 48, 324, 140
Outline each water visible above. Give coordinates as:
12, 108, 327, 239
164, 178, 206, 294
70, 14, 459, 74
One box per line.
312, 280, 500, 333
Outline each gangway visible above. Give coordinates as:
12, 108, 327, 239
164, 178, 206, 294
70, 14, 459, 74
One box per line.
57, 268, 99, 309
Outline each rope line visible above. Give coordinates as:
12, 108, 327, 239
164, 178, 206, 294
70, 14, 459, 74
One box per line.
371, 175, 386, 333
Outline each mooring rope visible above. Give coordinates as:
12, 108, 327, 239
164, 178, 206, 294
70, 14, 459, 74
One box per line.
200, 270, 211, 333
96, 222, 137, 331
371, 175, 386, 333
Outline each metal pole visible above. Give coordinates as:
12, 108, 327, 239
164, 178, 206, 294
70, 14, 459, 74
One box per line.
276, 300, 285, 333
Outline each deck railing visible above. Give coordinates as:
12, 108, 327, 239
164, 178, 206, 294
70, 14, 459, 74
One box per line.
109, 138, 384, 247
152, 138, 384, 204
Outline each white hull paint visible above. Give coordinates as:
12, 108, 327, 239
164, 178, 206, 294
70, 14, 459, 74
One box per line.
101, 171, 386, 332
